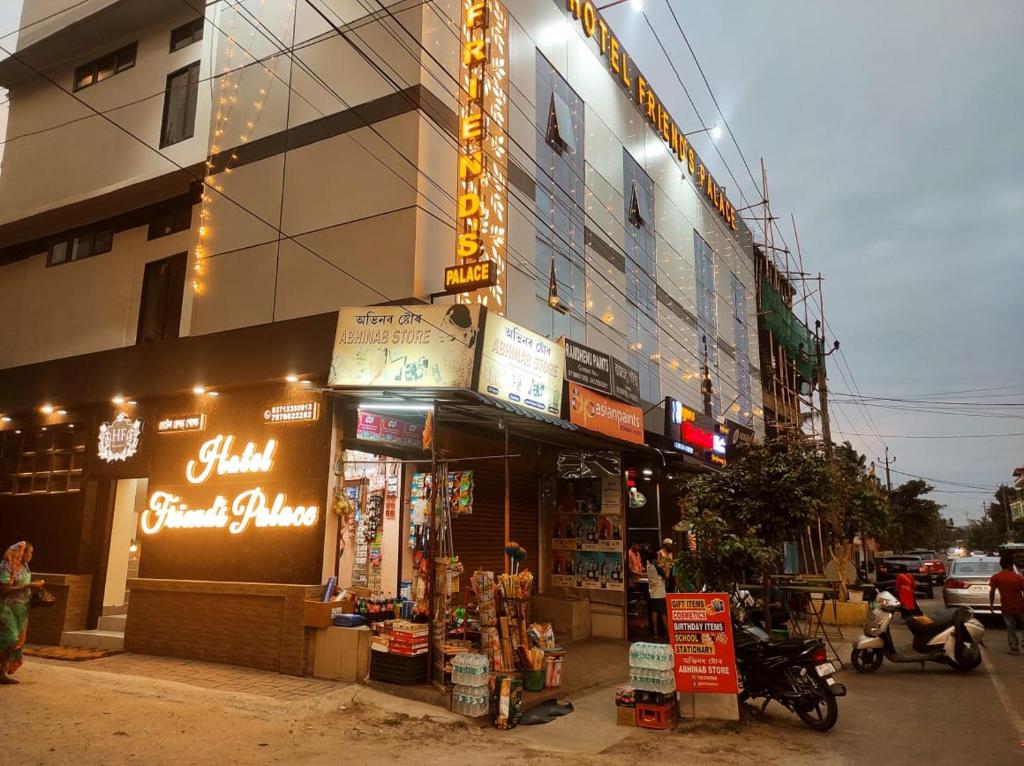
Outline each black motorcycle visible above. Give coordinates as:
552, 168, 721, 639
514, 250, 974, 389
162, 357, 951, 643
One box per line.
733, 623, 847, 731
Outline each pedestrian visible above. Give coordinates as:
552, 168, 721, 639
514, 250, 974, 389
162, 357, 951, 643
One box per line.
644, 547, 668, 642
1, 541, 45, 684
658, 538, 675, 570
989, 554, 1024, 655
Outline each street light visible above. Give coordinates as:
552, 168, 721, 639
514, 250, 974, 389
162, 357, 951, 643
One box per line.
596, 0, 644, 10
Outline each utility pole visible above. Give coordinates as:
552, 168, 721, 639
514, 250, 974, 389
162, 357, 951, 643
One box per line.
878, 447, 895, 494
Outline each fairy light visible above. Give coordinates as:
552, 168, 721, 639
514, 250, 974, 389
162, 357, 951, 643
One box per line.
193, 2, 293, 296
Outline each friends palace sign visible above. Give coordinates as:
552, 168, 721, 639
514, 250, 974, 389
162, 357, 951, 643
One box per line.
565, 0, 738, 231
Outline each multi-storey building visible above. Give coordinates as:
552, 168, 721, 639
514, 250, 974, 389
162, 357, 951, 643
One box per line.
0, 1, 765, 671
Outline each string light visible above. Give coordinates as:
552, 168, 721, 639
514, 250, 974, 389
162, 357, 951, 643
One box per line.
193, 3, 292, 295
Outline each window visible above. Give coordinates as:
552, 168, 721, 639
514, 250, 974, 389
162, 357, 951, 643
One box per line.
148, 203, 193, 240
170, 18, 204, 52
74, 43, 136, 91
0, 427, 86, 495
545, 92, 576, 155
47, 227, 114, 267
694, 232, 721, 417
731, 272, 753, 425
160, 61, 200, 148
137, 253, 187, 343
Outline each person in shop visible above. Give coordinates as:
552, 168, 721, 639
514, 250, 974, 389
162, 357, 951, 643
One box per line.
643, 547, 669, 642
1, 541, 46, 684
658, 538, 675, 569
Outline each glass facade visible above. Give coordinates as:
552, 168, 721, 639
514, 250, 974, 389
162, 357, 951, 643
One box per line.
534, 52, 586, 343
694, 231, 721, 418
731, 271, 753, 426
622, 151, 660, 405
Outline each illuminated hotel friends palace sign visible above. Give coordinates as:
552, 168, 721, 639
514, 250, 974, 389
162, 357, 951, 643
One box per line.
447, 0, 509, 306
566, 0, 738, 231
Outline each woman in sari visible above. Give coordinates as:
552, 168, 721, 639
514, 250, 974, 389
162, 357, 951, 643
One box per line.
1, 541, 44, 684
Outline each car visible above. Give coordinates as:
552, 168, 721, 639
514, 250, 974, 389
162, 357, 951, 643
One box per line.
875, 555, 933, 598
943, 556, 1002, 614
905, 549, 947, 583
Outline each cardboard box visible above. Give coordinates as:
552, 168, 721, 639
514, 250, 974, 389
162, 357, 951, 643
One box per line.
616, 706, 636, 726
313, 626, 372, 682
303, 598, 354, 629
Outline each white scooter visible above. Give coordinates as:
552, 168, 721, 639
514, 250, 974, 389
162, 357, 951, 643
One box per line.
850, 590, 985, 673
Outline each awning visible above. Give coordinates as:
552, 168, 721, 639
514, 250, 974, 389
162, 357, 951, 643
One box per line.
326, 387, 652, 453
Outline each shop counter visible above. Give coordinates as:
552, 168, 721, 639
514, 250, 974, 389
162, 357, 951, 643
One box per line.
125, 578, 321, 675
26, 572, 92, 646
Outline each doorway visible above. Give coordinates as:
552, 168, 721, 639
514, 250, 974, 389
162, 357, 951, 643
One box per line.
103, 478, 148, 612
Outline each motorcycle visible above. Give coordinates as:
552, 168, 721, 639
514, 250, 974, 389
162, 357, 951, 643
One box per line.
731, 592, 846, 732
850, 590, 985, 673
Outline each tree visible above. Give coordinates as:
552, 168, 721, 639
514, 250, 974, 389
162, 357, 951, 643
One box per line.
887, 480, 945, 551
829, 442, 890, 546
673, 442, 832, 591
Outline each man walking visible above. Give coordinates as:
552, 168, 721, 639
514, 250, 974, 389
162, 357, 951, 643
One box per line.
989, 555, 1024, 655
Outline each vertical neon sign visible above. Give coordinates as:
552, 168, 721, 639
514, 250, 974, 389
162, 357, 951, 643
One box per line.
456, 0, 509, 313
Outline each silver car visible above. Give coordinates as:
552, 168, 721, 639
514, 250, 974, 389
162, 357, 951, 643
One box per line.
943, 557, 1002, 614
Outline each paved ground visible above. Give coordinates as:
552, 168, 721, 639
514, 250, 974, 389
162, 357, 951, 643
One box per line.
4, 598, 1022, 765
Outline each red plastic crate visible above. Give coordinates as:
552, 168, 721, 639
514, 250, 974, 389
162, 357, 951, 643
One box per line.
635, 701, 675, 730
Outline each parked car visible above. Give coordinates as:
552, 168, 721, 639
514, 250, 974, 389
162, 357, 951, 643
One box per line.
905, 549, 947, 583
943, 556, 1002, 614
875, 556, 933, 598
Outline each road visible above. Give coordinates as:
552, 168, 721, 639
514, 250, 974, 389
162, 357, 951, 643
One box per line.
3, 599, 1022, 765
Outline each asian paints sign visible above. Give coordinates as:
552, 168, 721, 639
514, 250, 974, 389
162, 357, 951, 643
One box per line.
141, 434, 319, 536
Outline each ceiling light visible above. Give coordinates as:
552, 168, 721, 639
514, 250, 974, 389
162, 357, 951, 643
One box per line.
41, 427, 47, 431
359, 403, 433, 412
68, 424, 75, 429
1, 416, 10, 423
128, 400, 137, 406
40, 404, 54, 414
112, 396, 125, 405
285, 374, 299, 383
642, 468, 653, 476
57, 409, 67, 416
208, 391, 219, 398
193, 386, 206, 395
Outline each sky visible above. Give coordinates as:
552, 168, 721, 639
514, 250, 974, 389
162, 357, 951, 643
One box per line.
607, 1, 1024, 524
1, 2, 1021, 523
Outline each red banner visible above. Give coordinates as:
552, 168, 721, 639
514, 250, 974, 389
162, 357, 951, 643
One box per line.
667, 593, 738, 694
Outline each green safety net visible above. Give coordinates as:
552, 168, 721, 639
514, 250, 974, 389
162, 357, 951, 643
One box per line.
759, 279, 820, 381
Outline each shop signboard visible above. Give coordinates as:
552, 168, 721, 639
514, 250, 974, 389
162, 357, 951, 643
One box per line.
666, 398, 727, 466
562, 339, 612, 394
157, 414, 206, 434
355, 410, 424, 450
329, 305, 480, 389
1011, 499, 1024, 522
667, 593, 739, 694
97, 413, 143, 463
477, 313, 564, 415
610, 357, 642, 407
567, 382, 644, 445
263, 402, 319, 424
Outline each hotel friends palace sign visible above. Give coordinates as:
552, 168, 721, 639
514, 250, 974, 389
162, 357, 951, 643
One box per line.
566, 0, 738, 231
446, 0, 509, 305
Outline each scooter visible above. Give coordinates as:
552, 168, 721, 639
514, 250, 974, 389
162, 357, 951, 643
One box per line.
850, 590, 985, 673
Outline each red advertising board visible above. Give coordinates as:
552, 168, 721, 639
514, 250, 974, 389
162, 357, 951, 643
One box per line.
667, 593, 738, 694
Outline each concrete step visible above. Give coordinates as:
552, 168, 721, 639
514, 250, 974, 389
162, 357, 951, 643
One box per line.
97, 614, 127, 632
102, 604, 128, 617
61, 629, 124, 651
